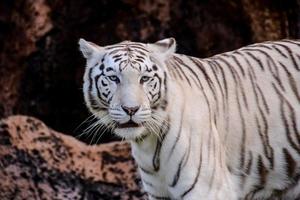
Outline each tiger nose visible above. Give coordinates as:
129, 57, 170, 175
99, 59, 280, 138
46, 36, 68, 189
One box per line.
121, 105, 140, 116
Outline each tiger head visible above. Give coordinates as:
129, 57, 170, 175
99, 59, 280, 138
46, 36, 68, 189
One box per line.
79, 38, 176, 140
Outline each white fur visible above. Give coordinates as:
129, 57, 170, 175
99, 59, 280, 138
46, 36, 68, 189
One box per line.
80, 38, 300, 200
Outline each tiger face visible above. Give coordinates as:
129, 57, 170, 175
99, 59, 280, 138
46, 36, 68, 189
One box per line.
79, 38, 176, 140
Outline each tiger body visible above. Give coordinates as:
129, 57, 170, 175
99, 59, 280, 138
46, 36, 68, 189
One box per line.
79, 38, 300, 200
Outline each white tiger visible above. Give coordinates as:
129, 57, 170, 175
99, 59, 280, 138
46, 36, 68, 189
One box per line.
79, 37, 300, 200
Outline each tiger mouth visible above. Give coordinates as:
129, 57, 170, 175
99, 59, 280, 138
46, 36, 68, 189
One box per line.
117, 120, 141, 128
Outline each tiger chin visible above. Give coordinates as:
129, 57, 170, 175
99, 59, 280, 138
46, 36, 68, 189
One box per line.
79, 37, 300, 200
114, 125, 147, 140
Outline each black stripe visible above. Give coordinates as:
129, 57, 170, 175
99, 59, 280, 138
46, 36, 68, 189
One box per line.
107, 48, 125, 55
245, 186, 264, 199
245, 152, 253, 175
143, 179, 154, 187
87, 66, 106, 110
273, 83, 300, 154
217, 58, 248, 169
275, 43, 300, 71
281, 40, 300, 47
255, 108, 274, 169
284, 92, 300, 146
242, 48, 280, 74
101, 80, 108, 87
161, 71, 168, 110
167, 100, 184, 160
256, 86, 270, 114
171, 57, 192, 87
129, 45, 149, 52
283, 148, 296, 178
169, 60, 184, 81
101, 54, 107, 62
181, 136, 203, 198
208, 133, 216, 189
135, 58, 144, 63
182, 127, 192, 168
272, 45, 288, 58
140, 167, 154, 175
226, 53, 245, 76
173, 57, 213, 138
114, 58, 122, 62
245, 51, 265, 71
166, 60, 179, 79
106, 45, 127, 49
266, 58, 285, 92
112, 54, 122, 59
279, 61, 300, 103
151, 74, 162, 106
237, 79, 247, 170
255, 43, 273, 50
211, 60, 229, 131
208, 60, 227, 117
188, 57, 219, 109
174, 57, 202, 89
152, 117, 170, 171
88, 66, 94, 93
255, 80, 274, 166
248, 67, 260, 108
257, 155, 268, 185
170, 152, 185, 187
136, 55, 145, 59
95, 75, 109, 106
149, 193, 171, 200
215, 57, 248, 111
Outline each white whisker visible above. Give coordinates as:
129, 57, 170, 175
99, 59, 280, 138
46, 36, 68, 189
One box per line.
73, 113, 97, 134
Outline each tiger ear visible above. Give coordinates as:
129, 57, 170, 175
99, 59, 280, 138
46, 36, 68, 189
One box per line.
147, 38, 176, 57
78, 38, 104, 59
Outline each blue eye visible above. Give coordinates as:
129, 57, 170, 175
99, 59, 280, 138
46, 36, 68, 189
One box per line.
108, 75, 120, 83
140, 76, 151, 84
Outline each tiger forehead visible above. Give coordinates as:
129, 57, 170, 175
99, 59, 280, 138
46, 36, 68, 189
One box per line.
102, 43, 155, 72
105, 41, 149, 54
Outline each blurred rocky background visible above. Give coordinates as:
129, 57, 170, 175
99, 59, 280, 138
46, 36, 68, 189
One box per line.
1, 0, 300, 142
0, 0, 300, 199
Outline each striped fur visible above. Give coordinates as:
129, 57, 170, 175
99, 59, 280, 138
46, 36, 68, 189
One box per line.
79, 38, 300, 200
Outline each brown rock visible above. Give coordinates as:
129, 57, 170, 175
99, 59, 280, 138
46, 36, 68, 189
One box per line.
241, 0, 291, 42
0, 0, 53, 117
0, 115, 145, 200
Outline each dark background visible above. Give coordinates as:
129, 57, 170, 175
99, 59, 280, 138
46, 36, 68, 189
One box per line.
0, 0, 299, 144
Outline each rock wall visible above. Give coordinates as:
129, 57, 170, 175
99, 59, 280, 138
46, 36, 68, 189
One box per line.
1, 0, 299, 142
0, 115, 144, 200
